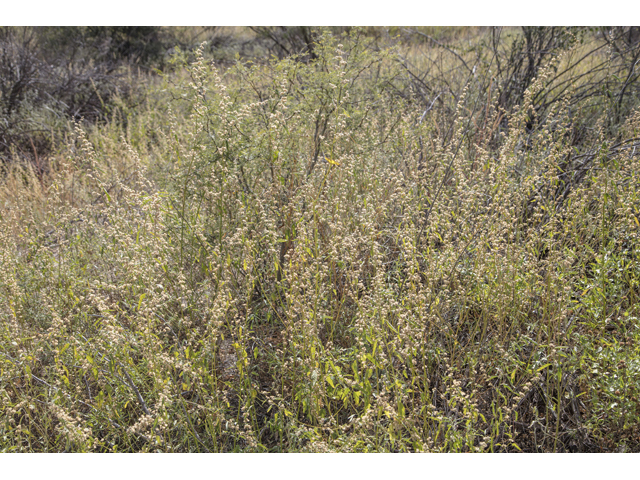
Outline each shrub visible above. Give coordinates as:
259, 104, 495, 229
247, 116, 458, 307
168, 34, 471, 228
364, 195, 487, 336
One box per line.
1, 27, 639, 452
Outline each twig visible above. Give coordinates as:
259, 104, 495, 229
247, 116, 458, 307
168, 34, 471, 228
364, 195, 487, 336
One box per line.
404, 29, 473, 74
120, 364, 152, 416
418, 92, 443, 125
83, 374, 93, 402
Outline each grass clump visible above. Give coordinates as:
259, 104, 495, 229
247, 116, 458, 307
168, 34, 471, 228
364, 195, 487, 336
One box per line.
1, 27, 640, 452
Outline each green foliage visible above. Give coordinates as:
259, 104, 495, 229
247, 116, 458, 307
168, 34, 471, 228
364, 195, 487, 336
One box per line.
1, 27, 639, 452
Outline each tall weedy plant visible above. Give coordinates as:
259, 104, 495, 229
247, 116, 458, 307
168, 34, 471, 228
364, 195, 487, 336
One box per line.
1, 27, 639, 452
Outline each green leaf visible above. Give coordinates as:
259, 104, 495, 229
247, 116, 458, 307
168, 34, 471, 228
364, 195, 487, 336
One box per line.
137, 293, 146, 311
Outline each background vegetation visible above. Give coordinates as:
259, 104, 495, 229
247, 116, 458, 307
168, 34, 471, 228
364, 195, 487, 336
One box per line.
1, 26, 639, 452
